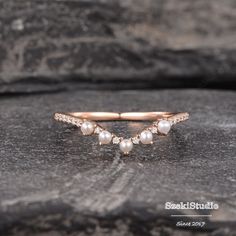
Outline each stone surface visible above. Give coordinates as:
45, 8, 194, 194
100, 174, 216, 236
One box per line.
0, 89, 236, 235
0, 0, 236, 93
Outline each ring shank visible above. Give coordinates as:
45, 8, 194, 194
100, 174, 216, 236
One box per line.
65, 112, 184, 121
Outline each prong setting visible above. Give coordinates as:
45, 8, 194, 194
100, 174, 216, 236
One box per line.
157, 120, 171, 135
98, 130, 112, 145
119, 139, 133, 154
54, 112, 189, 154
81, 121, 95, 135
140, 130, 153, 144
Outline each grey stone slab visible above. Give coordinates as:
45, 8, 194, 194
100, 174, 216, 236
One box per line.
0, 89, 236, 235
0, 0, 236, 92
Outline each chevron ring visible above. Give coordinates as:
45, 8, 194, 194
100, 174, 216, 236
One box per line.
54, 112, 189, 154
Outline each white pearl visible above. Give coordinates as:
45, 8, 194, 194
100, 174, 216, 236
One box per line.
158, 120, 171, 134
98, 130, 112, 145
140, 130, 153, 144
119, 139, 133, 154
81, 121, 95, 135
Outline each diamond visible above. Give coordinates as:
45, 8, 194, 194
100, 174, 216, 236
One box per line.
132, 136, 140, 144
112, 136, 120, 144
153, 121, 158, 126
68, 117, 73, 123
94, 126, 103, 134
150, 126, 158, 134
74, 119, 82, 127
62, 116, 67, 122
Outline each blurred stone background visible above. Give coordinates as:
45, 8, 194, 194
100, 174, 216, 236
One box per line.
0, 1, 236, 236
0, 0, 235, 93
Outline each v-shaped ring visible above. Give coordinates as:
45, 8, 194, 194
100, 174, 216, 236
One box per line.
54, 112, 189, 154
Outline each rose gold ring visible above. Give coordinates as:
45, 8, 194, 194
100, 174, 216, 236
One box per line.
54, 112, 189, 154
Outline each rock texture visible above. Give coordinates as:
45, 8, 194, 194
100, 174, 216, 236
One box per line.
0, 89, 236, 235
0, 0, 236, 92
0, 1, 236, 235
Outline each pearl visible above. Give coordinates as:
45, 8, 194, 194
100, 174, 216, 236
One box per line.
98, 130, 112, 145
158, 120, 171, 134
119, 139, 133, 154
81, 121, 95, 135
140, 130, 153, 144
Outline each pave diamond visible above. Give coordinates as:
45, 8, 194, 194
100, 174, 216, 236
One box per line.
132, 136, 140, 144
94, 126, 103, 134
153, 121, 158, 126
150, 126, 158, 134
112, 136, 120, 144
74, 119, 82, 126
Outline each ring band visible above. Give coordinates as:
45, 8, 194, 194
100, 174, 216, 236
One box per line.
54, 112, 189, 154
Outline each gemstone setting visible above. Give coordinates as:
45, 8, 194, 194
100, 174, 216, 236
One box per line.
81, 121, 95, 135
119, 139, 133, 154
157, 120, 171, 134
132, 136, 140, 144
140, 130, 153, 144
54, 112, 188, 154
98, 130, 112, 145
112, 136, 121, 144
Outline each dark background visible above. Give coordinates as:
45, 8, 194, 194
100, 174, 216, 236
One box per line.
0, 0, 236, 92
0, 1, 236, 236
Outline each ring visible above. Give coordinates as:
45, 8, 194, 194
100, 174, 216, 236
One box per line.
54, 112, 189, 154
